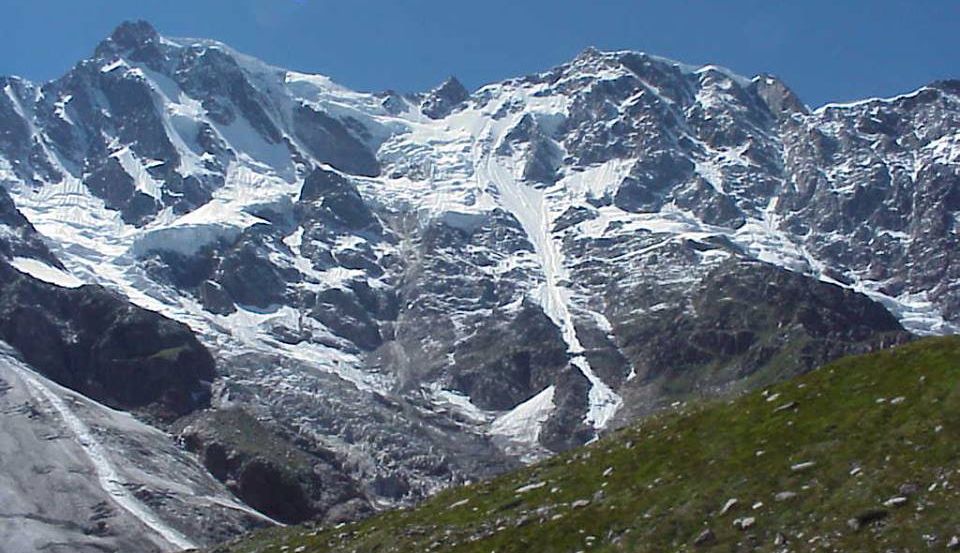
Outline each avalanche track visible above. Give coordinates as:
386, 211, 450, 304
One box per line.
479, 126, 622, 432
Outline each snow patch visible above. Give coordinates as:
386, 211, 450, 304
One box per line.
111, 146, 164, 200
8, 257, 84, 288
490, 385, 556, 450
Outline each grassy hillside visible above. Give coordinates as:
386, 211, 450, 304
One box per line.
210, 336, 960, 552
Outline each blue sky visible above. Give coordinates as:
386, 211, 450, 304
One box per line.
1, 0, 957, 107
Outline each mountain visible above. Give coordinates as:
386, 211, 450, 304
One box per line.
211, 336, 960, 552
0, 19, 956, 548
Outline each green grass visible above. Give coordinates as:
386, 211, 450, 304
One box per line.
210, 336, 960, 552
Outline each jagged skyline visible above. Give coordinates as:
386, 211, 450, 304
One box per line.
1, 0, 958, 107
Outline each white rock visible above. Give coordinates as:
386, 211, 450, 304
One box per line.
883, 496, 908, 508
719, 498, 738, 516
515, 481, 546, 493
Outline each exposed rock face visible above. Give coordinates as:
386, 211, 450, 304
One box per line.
611, 257, 910, 420
420, 76, 470, 119
0, 187, 59, 265
0, 21, 955, 531
0, 261, 216, 419
778, 80, 960, 322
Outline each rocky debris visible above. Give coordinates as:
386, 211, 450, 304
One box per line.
515, 481, 546, 494
898, 482, 920, 496
733, 516, 755, 530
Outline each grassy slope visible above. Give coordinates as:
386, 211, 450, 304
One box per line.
211, 336, 960, 552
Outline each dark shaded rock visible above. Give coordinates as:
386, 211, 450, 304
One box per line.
420, 77, 469, 119
609, 254, 912, 419
0, 261, 214, 420
372, 473, 411, 500
0, 187, 61, 266
299, 167, 380, 232
847, 508, 888, 531
539, 365, 593, 451
216, 232, 288, 309
94, 20, 161, 58
449, 301, 569, 410
175, 45, 282, 145
310, 287, 383, 351
498, 114, 562, 184
292, 105, 380, 177
0, 77, 63, 185
178, 408, 371, 524
614, 152, 694, 212
552, 206, 598, 233
752, 74, 809, 119
199, 280, 236, 315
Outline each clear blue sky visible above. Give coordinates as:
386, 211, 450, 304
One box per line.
2, 0, 957, 107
